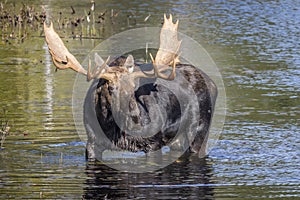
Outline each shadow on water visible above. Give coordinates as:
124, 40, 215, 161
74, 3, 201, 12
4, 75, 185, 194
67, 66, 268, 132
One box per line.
83, 153, 214, 200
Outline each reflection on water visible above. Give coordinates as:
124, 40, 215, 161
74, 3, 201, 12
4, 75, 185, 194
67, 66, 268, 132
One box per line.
84, 154, 214, 199
0, 0, 299, 199
43, 43, 54, 131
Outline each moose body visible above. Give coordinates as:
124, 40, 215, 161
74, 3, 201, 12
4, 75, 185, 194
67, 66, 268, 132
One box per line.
44, 14, 217, 160
83, 56, 217, 159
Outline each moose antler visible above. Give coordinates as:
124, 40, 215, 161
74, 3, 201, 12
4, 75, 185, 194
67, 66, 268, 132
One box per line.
155, 14, 181, 66
87, 53, 110, 81
44, 14, 181, 83
44, 22, 87, 75
131, 14, 181, 80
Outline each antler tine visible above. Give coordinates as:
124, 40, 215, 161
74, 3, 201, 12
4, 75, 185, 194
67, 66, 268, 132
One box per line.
149, 53, 176, 80
87, 56, 93, 81
87, 56, 110, 81
130, 14, 180, 81
130, 53, 177, 81
44, 21, 87, 75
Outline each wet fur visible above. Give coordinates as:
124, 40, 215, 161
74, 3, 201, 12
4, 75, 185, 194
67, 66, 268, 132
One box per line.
84, 56, 217, 159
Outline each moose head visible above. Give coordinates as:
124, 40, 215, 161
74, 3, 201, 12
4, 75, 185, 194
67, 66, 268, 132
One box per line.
44, 14, 217, 160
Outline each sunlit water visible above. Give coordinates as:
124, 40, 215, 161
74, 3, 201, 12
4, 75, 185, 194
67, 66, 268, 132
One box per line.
0, 0, 299, 199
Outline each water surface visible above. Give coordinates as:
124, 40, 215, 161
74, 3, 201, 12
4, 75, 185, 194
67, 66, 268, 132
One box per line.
0, 0, 299, 199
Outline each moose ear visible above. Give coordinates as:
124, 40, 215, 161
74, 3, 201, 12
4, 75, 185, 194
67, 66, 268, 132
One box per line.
123, 54, 135, 73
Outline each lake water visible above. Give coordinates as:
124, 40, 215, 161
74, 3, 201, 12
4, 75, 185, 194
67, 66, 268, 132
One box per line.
0, 0, 299, 199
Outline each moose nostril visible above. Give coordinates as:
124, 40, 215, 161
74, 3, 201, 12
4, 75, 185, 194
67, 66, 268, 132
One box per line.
131, 115, 139, 124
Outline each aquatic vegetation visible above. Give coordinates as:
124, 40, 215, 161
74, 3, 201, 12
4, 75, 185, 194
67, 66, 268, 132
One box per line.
0, 2, 46, 43
0, 119, 10, 149
0, 1, 120, 44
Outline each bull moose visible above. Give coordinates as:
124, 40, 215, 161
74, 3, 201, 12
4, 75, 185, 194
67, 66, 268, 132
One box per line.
44, 14, 217, 160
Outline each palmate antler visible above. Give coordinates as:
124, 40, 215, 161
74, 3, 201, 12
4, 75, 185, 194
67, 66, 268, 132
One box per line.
155, 14, 181, 67
43, 22, 87, 75
44, 14, 181, 82
131, 14, 181, 80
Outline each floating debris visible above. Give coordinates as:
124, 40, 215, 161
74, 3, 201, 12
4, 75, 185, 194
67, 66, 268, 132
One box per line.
144, 14, 151, 22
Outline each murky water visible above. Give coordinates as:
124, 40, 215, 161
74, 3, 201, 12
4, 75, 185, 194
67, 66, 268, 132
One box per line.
0, 0, 299, 199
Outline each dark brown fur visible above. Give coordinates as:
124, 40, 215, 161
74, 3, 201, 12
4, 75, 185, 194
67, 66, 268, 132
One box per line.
84, 56, 217, 159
